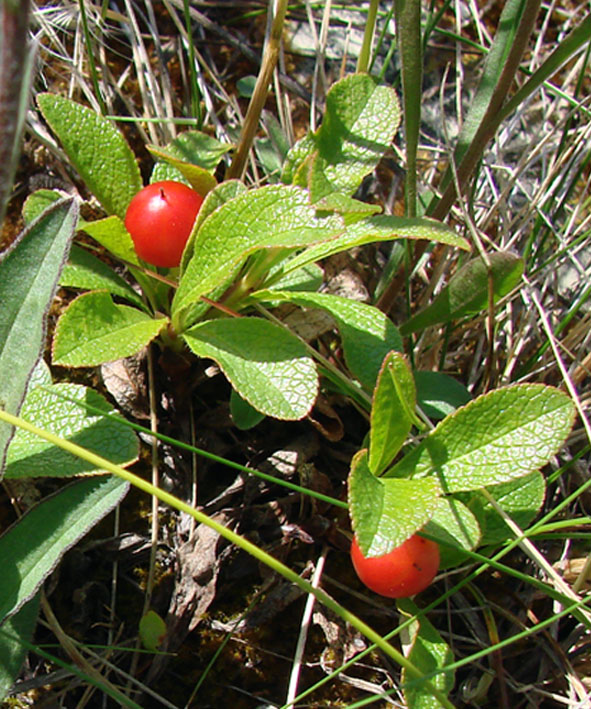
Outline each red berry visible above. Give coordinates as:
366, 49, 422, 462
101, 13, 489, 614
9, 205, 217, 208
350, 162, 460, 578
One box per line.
350, 533, 439, 598
124, 181, 204, 268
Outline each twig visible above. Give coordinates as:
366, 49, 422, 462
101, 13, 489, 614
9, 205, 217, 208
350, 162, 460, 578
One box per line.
225, 0, 289, 180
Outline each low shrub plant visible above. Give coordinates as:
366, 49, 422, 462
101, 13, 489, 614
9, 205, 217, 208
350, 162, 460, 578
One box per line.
1, 0, 589, 706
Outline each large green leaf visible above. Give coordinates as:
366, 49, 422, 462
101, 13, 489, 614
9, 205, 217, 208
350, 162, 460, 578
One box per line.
180, 180, 247, 273
307, 74, 401, 202
52, 291, 168, 367
251, 290, 402, 391
400, 251, 524, 335
0, 475, 129, 624
348, 449, 441, 556
282, 214, 469, 276
4, 383, 139, 478
183, 317, 318, 420
0, 197, 78, 477
173, 185, 343, 312
369, 352, 417, 475
37, 93, 142, 218
386, 384, 575, 492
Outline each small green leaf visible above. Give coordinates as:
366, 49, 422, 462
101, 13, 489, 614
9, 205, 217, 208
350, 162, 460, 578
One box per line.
252, 290, 402, 391
459, 471, 546, 547
147, 144, 217, 196
230, 389, 266, 430
0, 197, 78, 476
369, 352, 417, 475
424, 497, 481, 569
348, 449, 441, 556
398, 597, 455, 709
237, 75, 257, 98
414, 371, 472, 420
173, 185, 343, 312
52, 291, 168, 367
37, 93, 142, 218
309, 74, 401, 202
0, 594, 40, 701
281, 132, 316, 185
60, 245, 146, 309
266, 263, 324, 293
5, 383, 139, 478
386, 384, 576, 493
81, 215, 140, 266
139, 610, 167, 651
150, 130, 231, 172
22, 189, 63, 224
283, 214, 469, 276
400, 252, 524, 335
0, 475, 129, 623
315, 193, 382, 225
183, 317, 318, 420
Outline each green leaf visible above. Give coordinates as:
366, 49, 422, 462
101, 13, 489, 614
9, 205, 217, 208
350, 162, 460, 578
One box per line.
81, 215, 140, 266
315, 193, 382, 225
281, 132, 316, 186
308, 74, 401, 202
414, 371, 472, 420
52, 291, 168, 367
60, 245, 146, 309
173, 185, 343, 312
27, 358, 53, 392
283, 214, 469, 276
22, 188, 63, 224
398, 597, 455, 709
266, 262, 324, 293
0, 475, 128, 624
0, 197, 78, 476
183, 317, 318, 420
251, 290, 402, 391
230, 389, 266, 430
37, 94, 142, 219
5, 383, 139, 478
150, 130, 231, 172
180, 179, 247, 273
369, 352, 417, 475
400, 252, 524, 335
139, 610, 167, 651
424, 497, 481, 569
386, 384, 576, 493
459, 471, 546, 547
147, 144, 217, 196
0, 594, 40, 701
348, 449, 441, 556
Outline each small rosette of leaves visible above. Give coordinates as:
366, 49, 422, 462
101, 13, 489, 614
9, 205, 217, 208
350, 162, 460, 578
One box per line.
349, 353, 575, 562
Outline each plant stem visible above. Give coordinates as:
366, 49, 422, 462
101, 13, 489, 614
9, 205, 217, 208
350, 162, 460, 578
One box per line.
357, 0, 379, 74
225, 0, 288, 180
394, 0, 422, 219
78, 0, 107, 114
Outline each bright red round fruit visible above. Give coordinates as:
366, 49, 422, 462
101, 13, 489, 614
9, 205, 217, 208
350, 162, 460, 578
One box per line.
124, 181, 204, 268
350, 533, 439, 598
